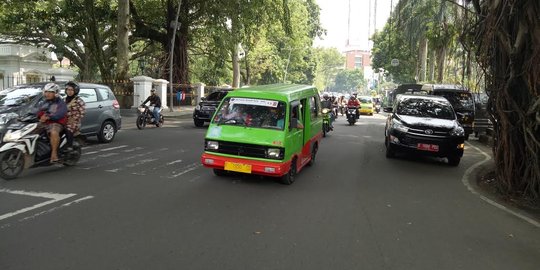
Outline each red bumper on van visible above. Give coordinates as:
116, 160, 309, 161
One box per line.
201, 153, 290, 177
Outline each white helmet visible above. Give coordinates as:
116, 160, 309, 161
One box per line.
43, 83, 59, 93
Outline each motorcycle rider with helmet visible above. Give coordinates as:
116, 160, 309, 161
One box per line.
37, 83, 67, 163
64, 81, 86, 148
347, 95, 361, 119
321, 93, 335, 129
141, 88, 161, 125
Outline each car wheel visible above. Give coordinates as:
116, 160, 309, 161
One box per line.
194, 119, 204, 127
447, 156, 461, 166
385, 137, 396, 158
213, 169, 227, 176
280, 158, 297, 185
98, 120, 116, 143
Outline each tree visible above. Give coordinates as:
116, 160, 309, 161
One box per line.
313, 47, 345, 91
465, 0, 540, 202
333, 69, 366, 93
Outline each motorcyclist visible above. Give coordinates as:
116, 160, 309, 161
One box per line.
321, 93, 335, 129
141, 88, 161, 125
37, 83, 67, 163
347, 95, 361, 119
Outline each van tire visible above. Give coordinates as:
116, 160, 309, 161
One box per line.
194, 119, 204, 127
280, 158, 297, 185
213, 169, 227, 176
307, 144, 318, 166
98, 120, 116, 143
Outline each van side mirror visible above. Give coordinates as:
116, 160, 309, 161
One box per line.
383, 107, 393, 113
290, 118, 304, 129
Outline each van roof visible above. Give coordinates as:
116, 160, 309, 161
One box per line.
226, 83, 317, 101
422, 84, 469, 92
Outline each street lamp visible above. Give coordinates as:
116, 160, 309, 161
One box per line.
56, 52, 64, 68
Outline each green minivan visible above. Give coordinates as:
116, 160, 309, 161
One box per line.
201, 84, 323, 184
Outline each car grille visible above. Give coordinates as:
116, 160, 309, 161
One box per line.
407, 127, 449, 137
206, 140, 277, 159
202, 106, 215, 111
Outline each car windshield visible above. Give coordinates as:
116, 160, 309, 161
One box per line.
397, 98, 455, 120
436, 91, 474, 111
359, 97, 372, 103
206, 91, 228, 101
0, 87, 42, 106
213, 97, 286, 130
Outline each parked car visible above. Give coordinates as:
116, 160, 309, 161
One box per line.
358, 96, 374, 115
0, 82, 122, 143
193, 89, 231, 127
384, 94, 466, 166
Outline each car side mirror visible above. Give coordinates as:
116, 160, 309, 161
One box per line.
383, 107, 393, 113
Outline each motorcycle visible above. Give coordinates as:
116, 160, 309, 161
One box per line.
346, 106, 359, 125
136, 104, 164, 129
321, 108, 333, 137
375, 103, 381, 113
0, 114, 82, 180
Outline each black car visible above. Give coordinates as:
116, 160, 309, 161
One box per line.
384, 94, 466, 166
193, 89, 231, 127
0, 82, 122, 143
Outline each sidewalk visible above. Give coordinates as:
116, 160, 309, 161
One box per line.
121, 105, 195, 118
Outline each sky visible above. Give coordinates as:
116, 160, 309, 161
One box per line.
314, 0, 396, 52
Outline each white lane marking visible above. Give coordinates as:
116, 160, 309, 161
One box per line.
125, 158, 158, 168
18, 196, 94, 222
84, 145, 129, 155
129, 159, 184, 176
0, 189, 76, 221
79, 150, 155, 169
167, 159, 183, 165
463, 142, 540, 228
168, 163, 202, 178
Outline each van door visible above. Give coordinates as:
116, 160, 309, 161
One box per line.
289, 101, 304, 161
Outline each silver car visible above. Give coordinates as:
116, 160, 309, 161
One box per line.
0, 82, 122, 143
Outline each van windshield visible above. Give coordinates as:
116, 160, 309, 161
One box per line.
435, 91, 474, 111
213, 97, 286, 130
397, 98, 455, 120
0, 87, 42, 106
206, 91, 228, 101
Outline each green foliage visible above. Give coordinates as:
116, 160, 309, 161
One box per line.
312, 47, 345, 91
332, 69, 366, 92
371, 24, 416, 83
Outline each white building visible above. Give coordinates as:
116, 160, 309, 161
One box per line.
0, 44, 76, 90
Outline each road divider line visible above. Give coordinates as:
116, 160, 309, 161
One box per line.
0, 189, 76, 221
168, 163, 202, 178
463, 142, 540, 228
18, 196, 94, 222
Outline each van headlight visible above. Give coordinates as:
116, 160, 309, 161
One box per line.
450, 126, 465, 137
266, 148, 283, 160
206, 140, 219, 150
322, 108, 330, 114
392, 119, 409, 133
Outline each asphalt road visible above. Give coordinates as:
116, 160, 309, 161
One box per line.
1, 114, 539, 270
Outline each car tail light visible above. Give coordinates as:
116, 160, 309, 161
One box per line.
112, 100, 120, 109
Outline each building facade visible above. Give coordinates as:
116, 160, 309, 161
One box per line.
344, 49, 371, 70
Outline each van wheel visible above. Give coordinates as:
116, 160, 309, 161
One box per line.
213, 169, 227, 176
307, 144, 318, 166
194, 119, 204, 127
447, 156, 461, 166
385, 137, 396, 158
98, 120, 116, 143
280, 158, 297, 185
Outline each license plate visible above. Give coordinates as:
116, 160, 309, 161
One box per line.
417, 143, 439, 152
224, 161, 252, 173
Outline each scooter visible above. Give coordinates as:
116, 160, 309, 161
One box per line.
0, 114, 82, 180
321, 108, 333, 137
346, 106, 358, 125
136, 104, 164, 129
375, 103, 381, 113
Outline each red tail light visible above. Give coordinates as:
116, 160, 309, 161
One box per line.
113, 100, 120, 109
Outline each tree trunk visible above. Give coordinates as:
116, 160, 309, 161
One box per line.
232, 44, 240, 88
115, 0, 130, 82
417, 36, 428, 82
428, 50, 435, 82
472, 0, 540, 202
436, 46, 446, 83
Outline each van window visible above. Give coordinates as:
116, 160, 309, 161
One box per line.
309, 96, 319, 118
213, 97, 286, 130
79, 88, 98, 103
436, 91, 474, 111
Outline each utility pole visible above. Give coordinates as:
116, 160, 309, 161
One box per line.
169, 0, 182, 112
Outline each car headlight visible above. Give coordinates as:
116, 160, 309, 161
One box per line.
266, 148, 283, 159
0, 113, 18, 125
195, 105, 201, 110
450, 125, 465, 137
392, 119, 409, 133
206, 140, 219, 150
